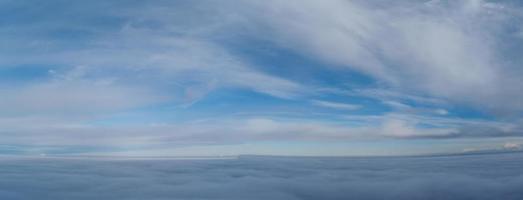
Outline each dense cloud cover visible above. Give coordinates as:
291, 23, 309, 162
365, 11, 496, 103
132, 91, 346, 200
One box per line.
0, 153, 522, 200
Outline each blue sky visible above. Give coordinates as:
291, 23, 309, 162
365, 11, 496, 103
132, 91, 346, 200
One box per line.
0, 0, 522, 156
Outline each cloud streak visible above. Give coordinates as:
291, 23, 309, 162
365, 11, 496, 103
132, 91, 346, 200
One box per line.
311, 100, 361, 110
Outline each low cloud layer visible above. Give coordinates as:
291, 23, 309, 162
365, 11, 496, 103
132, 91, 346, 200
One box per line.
1, 153, 522, 200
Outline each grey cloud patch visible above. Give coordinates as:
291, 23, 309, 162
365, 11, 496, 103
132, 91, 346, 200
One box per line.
0, 153, 523, 200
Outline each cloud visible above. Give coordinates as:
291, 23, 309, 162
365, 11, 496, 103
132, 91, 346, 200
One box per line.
504, 142, 522, 150
311, 100, 361, 110
379, 118, 456, 139
434, 109, 449, 115
8, 0, 521, 114
0, 1, 305, 104
0, 80, 165, 117
234, 0, 523, 114
0, 0, 522, 154
348, 88, 447, 106
0, 153, 522, 200
3, 113, 516, 152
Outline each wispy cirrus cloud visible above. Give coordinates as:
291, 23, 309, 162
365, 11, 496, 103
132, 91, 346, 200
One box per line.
0, 1, 305, 107
1, 0, 523, 156
234, 0, 523, 115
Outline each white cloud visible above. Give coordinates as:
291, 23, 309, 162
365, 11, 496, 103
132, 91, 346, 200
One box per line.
0, 3, 305, 104
2, 0, 523, 114
0, 114, 467, 147
311, 100, 360, 110
234, 0, 523, 114
434, 109, 449, 115
0, 71, 166, 117
0, 111, 520, 154
382, 101, 412, 110
379, 118, 456, 138
75, 36, 303, 100
503, 142, 521, 150
350, 88, 447, 106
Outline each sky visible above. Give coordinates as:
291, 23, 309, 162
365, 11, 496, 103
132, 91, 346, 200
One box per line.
0, 0, 523, 156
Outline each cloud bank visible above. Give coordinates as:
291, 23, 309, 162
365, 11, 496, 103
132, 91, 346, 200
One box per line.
0, 153, 522, 200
